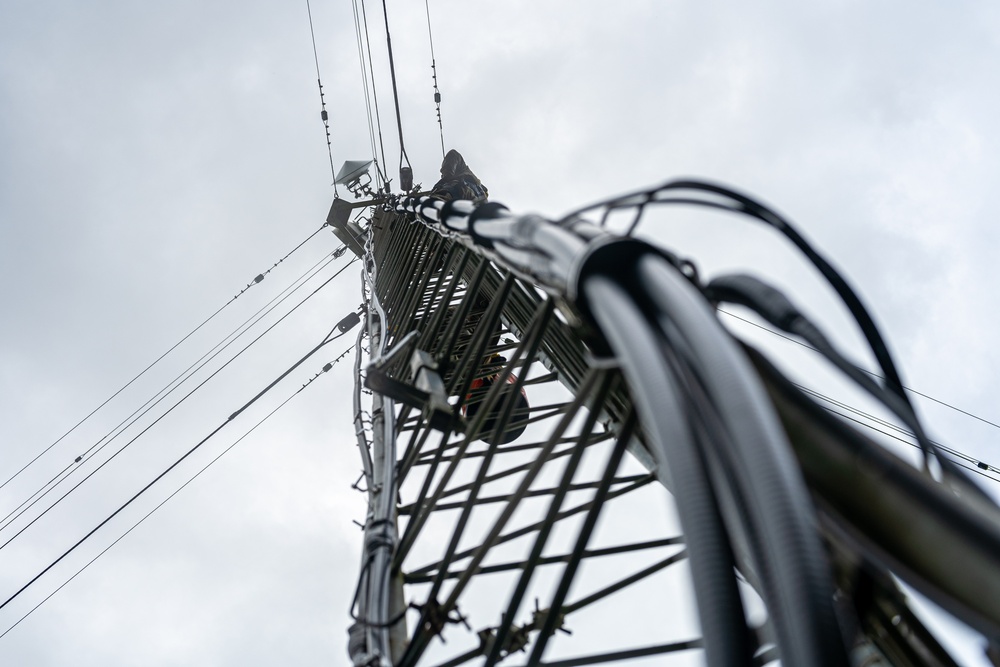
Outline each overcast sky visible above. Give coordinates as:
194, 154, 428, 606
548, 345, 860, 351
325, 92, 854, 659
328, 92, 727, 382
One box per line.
2, 0, 1000, 665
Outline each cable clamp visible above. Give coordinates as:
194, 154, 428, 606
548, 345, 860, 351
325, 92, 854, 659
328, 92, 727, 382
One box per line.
412, 600, 470, 641
366, 341, 457, 433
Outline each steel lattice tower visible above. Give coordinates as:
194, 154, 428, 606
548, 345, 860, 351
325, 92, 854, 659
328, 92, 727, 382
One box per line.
335, 186, 1000, 667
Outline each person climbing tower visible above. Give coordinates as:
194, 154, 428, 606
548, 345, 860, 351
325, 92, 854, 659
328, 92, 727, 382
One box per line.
431, 149, 489, 203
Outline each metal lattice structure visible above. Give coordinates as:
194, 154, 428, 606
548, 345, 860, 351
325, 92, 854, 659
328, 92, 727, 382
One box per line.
340, 184, 1000, 667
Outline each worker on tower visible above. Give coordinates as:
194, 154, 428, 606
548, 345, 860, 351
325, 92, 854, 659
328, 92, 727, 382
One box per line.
431, 149, 489, 203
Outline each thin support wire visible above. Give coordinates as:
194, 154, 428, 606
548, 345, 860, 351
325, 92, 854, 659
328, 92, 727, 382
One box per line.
424, 0, 445, 158
380, 0, 412, 173
305, 0, 339, 192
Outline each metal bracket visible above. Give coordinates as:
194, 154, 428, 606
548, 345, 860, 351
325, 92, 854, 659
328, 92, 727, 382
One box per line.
409, 350, 453, 431
365, 340, 456, 433
327, 197, 375, 258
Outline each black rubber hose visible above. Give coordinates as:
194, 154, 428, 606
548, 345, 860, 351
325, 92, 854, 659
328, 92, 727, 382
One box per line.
637, 255, 848, 667
585, 275, 753, 667
660, 179, 912, 409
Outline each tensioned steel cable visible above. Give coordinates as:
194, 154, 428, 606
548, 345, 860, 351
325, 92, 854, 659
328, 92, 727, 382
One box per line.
705, 272, 988, 500
354, 0, 389, 187
718, 307, 1000, 431
0, 249, 348, 537
351, 0, 386, 187
0, 258, 359, 555
304, 0, 338, 191
0, 317, 359, 614
0, 224, 327, 495
379, 0, 412, 173
423, 0, 445, 158
2, 247, 343, 529
360, 0, 389, 187
0, 342, 356, 640
801, 387, 1000, 481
